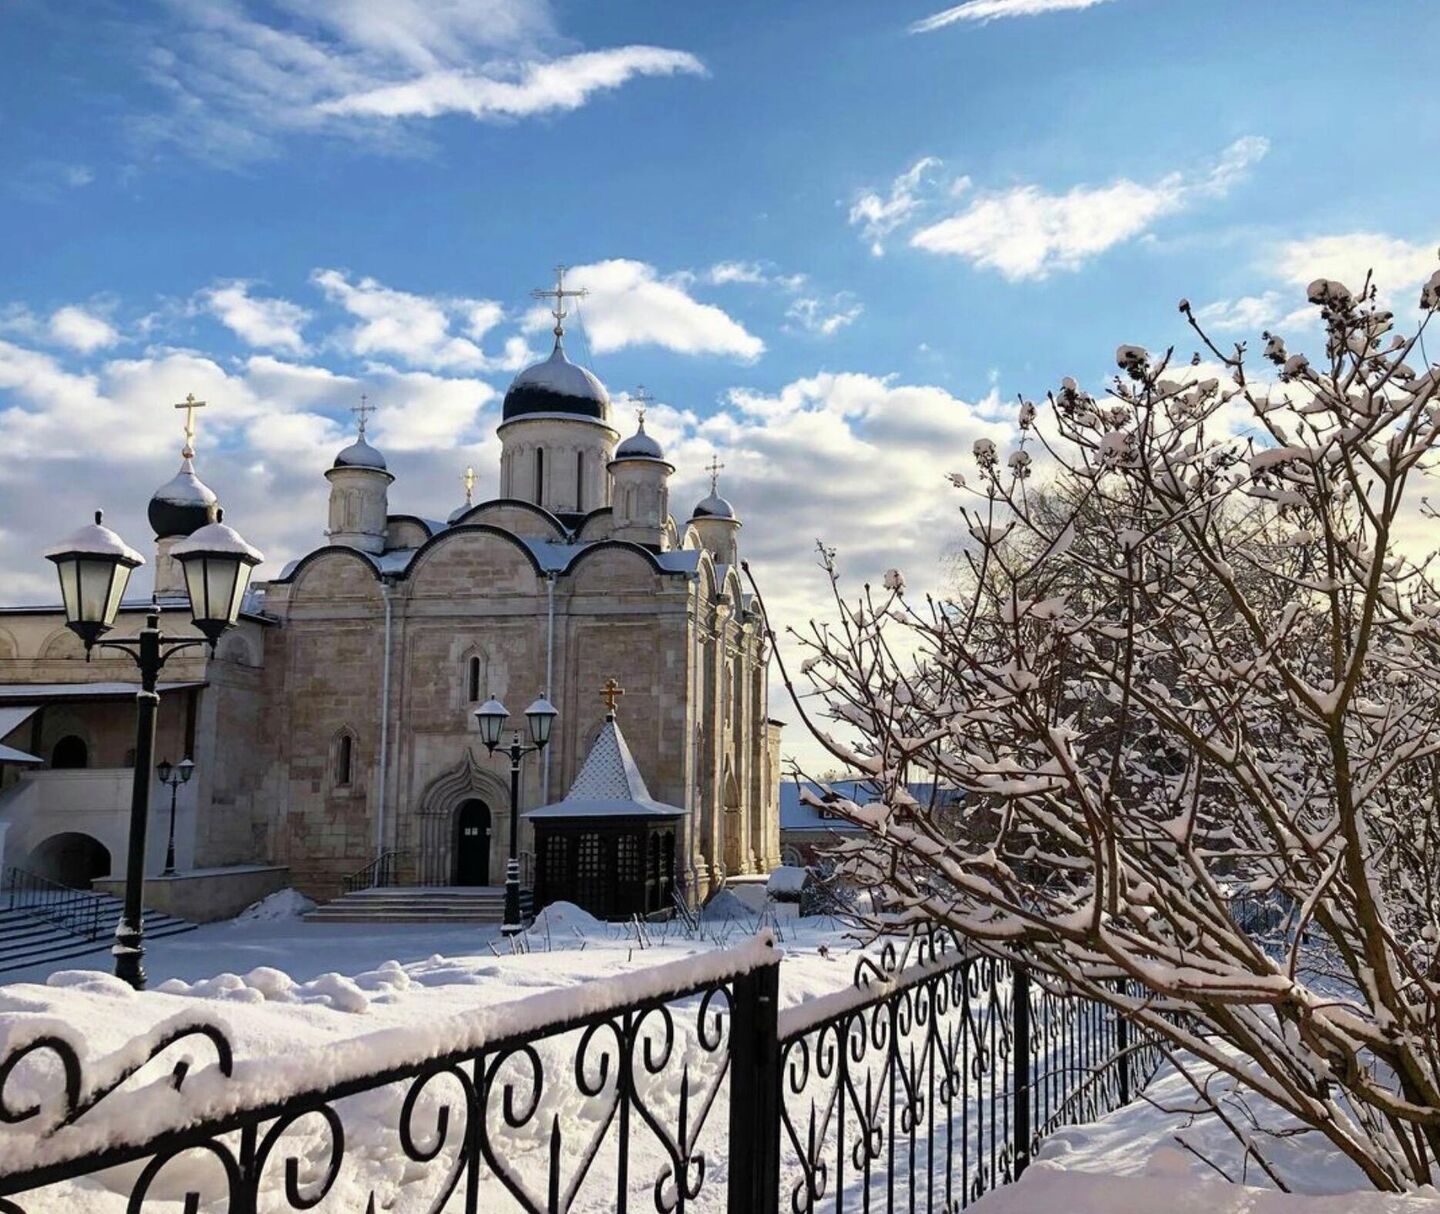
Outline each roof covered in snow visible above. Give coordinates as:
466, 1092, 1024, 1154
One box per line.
779, 779, 960, 831
525, 710, 687, 819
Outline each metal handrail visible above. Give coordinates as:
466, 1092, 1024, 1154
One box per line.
341, 850, 407, 893
3, 866, 108, 941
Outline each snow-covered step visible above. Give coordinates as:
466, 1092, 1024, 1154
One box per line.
305, 886, 533, 924
0, 902, 197, 973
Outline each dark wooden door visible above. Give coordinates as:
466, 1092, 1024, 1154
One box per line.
453, 800, 491, 886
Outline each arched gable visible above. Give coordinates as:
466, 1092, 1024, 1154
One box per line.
286, 547, 383, 605
407, 525, 543, 599
661, 517, 680, 550
680, 523, 703, 551
561, 540, 671, 595
386, 515, 433, 549
574, 507, 615, 543
448, 499, 567, 542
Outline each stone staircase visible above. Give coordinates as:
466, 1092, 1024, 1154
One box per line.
0, 899, 197, 975
304, 886, 534, 925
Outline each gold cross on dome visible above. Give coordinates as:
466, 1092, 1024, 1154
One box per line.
463, 465, 476, 506
352, 393, 375, 438
631, 385, 655, 427
601, 678, 625, 713
531, 265, 588, 338
173, 393, 207, 458
705, 454, 725, 495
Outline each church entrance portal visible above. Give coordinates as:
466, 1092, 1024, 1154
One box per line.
452, 800, 492, 886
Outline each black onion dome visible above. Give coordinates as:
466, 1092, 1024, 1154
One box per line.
502, 340, 610, 422
333, 435, 387, 470
691, 491, 737, 521
615, 421, 665, 461
148, 457, 220, 540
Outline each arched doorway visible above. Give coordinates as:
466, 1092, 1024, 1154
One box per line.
51, 735, 89, 769
452, 800, 492, 886
29, 832, 110, 888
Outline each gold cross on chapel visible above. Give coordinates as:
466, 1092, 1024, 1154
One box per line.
601, 678, 625, 714
174, 393, 206, 458
462, 465, 476, 507
531, 265, 588, 339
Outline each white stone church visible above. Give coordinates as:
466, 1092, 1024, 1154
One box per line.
0, 284, 782, 919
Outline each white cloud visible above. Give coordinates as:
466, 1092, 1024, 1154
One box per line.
46, 306, 119, 354
320, 46, 705, 121
522, 259, 765, 360
1271, 232, 1440, 297
785, 295, 863, 337
134, 1, 703, 166
312, 269, 521, 371
911, 0, 1115, 32
910, 136, 1268, 280
849, 157, 944, 256
203, 281, 311, 354
1189, 292, 1313, 334
706, 261, 770, 287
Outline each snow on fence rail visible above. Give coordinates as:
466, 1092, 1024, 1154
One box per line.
0, 930, 1157, 1213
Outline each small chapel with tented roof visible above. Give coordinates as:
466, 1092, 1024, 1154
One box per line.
0, 271, 782, 920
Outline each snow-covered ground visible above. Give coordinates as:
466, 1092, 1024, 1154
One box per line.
3, 893, 1437, 1212
973, 1061, 1440, 1213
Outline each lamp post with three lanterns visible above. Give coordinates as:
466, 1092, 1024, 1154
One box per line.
44, 508, 262, 989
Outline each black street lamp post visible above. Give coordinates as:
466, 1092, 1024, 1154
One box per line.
473, 695, 557, 935
45, 509, 262, 990
157, 756, 195, 876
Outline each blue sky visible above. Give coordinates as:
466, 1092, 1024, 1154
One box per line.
3, 0, 1439, 756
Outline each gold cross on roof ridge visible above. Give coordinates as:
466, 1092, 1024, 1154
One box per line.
463, 465, 476, 506
174, 392, 207, 458
601, 678, 625, 713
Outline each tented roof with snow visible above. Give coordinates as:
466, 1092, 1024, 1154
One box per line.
524, 710, 687, 819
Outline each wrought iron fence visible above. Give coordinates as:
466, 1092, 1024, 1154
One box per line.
775, 931, 1162, 1212
2, 866, 106, 941
0, 930, 1158, 1213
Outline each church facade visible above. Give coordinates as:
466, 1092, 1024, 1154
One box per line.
0, 287, 782, 912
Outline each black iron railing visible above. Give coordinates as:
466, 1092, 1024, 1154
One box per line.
2, 866, 107, 942
0, 930, 1159, 1213
340, 849, 407, 893
776, 931, 1163, 1211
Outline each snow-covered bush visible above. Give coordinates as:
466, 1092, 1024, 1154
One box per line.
761, 272, 1440, 1190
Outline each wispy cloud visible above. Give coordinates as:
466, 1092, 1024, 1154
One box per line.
134, 0, 703, 166
848, 156, 945, 257
522, 259, 764, 360
319, 46, 704, 121
202, 281, 311, 355
785, 295, 863, 338
908, 136, 1268, 280
311, 269, 528, 372
911, 0, 1116, 32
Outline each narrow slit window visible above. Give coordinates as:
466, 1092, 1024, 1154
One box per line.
534, 448, 545, 505
467, 655, 481, 703
576, 450, 585, 512
337, 734, 353, 786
